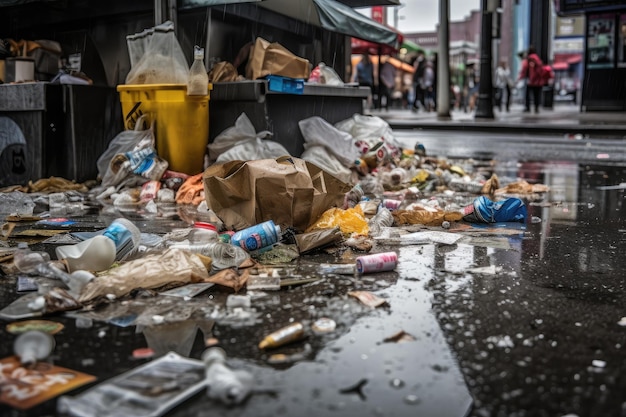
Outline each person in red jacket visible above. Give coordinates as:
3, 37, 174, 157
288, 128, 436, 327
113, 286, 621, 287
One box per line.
517, 46, 544, 113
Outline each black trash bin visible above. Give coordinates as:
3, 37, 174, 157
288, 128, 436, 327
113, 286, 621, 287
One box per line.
542, 85, 554, 109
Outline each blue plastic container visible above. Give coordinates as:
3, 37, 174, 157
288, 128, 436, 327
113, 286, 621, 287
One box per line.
230, 220, 281, 252
266, 75, 304, 94
463, 196, 527, 223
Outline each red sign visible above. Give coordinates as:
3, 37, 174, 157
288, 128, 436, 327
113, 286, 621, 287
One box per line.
371, 6, 384, 23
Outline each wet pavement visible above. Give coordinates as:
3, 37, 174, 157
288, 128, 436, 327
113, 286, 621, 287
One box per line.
1, 125, 626, 417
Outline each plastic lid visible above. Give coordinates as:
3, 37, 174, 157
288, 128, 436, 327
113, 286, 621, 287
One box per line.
194, 45, 204, 60
194, 222, 217, 232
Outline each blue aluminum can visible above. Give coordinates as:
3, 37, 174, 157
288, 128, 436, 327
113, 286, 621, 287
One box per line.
231, 220, 281, 252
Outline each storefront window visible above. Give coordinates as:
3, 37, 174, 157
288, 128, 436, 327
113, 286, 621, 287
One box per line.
587, 14, 615, 69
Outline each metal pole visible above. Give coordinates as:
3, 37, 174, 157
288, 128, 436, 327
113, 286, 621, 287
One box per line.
154, 0, 163, 25
475, 0, 494, 119
437, 0, 451, 119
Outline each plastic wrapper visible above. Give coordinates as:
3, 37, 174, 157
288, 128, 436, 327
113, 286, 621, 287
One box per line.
392, 208, 463, 226
306, 206, 369, 236
78, 248, 209, 303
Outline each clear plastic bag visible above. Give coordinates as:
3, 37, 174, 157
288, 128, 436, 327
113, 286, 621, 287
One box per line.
125, 21, 188, 85
96, 115, 150, 179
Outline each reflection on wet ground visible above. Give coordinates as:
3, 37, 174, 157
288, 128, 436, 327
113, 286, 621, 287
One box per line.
1, 157, 625, 417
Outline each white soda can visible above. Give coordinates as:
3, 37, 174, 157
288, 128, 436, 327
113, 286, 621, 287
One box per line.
356, 252, 398, 274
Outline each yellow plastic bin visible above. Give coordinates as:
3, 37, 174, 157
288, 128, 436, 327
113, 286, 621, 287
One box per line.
116, 83, 212, 175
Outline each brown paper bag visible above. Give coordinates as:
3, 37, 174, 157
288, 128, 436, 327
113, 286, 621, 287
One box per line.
246, 37, 270, 80
202, 156, 351, 232
245, 37, 310, 80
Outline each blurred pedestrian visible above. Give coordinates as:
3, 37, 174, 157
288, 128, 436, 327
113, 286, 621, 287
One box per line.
494, 60, 513, 112
422, 61, 435, 112
517, 46, 544, 113
412, 52, 426, 112
466, 62, 479, 112
380, 57, 396, 111
353, 50, 374, 110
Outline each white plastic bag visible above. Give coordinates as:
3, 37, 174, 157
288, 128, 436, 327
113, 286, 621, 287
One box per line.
299, 116, 358, 167
216, 138, 290, 163
335, 114, 402, 155
301, 146, 353, 184
208, 113, 272, 162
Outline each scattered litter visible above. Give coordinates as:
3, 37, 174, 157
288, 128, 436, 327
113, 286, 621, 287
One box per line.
383, 330, 416, 344
347, 291, 388, 308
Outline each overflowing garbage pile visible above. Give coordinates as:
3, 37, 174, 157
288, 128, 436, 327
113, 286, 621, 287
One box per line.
0, 106, 550, 413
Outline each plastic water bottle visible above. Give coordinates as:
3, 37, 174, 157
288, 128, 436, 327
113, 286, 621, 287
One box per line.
368, 207, 394, 237
170, 241, 249, 271
102, 218, 142, 261
462, 196, 527, 223
202, 347, 253, 405
230, 220, 281, 252
189, 222, 218, 243
14, 330, 55, 365
13, 243, 51, 274
188, 45, 208, 96
55, 235, 117, 273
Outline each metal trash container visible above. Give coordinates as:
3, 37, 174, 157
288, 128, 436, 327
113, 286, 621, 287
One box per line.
542, 85, 554, 109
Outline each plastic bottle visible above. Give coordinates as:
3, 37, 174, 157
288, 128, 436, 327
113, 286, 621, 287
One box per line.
368, 206, 394, 237
13, 243, 51, 274
202, 347, 253, 405
170, 240, 249, 271
230, 220, 281, 252
14, 330, 55, 365
55, 235, 117, 273
189, 222, 218, 243
188, 45, 208, 96
462, 196, 527, 223
102, 218, 142, 261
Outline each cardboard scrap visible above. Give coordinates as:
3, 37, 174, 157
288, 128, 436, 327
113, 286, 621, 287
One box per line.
0, 356, 96, 410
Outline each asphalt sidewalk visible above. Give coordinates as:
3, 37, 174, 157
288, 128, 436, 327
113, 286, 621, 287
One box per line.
368, 103, 626, 138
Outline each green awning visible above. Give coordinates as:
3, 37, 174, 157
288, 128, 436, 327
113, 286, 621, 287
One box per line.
401, 40, 424, 54
180, 0, 262, 7
257, 0, 399, 46
313, 0, 398, 45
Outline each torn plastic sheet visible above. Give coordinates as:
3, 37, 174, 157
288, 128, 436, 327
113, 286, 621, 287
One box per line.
57, 352, 206, 417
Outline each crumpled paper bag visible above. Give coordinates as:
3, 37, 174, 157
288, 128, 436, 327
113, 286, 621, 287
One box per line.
202, 156, 351, 232
245, 37, 310, 80
79, 248, 208, 303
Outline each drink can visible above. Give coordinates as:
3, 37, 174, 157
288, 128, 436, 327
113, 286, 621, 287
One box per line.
231, 220, 281, 252
382, 199, 401, 210
356, 252, 398, 274
355, 140, 370, 155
